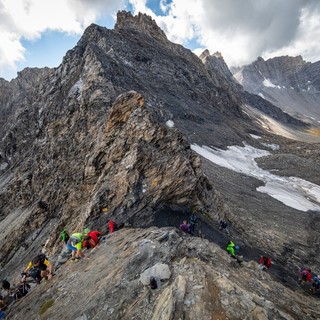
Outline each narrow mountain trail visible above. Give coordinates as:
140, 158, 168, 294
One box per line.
152, 208, 312, 294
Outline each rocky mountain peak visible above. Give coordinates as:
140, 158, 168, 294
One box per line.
234, 54, 320, 124
200, 49, 238, 90
115, 10, 168, 43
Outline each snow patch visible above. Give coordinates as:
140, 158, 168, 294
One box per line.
263, 78, 281, 89
261, 143, 280, 150
258, 92, 265, 99
166, 120, 174, 128
250, 134, 261, 139
68, 78, 83, 99
191, 143, 320, 212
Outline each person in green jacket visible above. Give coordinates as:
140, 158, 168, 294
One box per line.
226, 241, 240, 258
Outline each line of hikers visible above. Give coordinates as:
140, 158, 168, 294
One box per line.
0, 219, 118, 316
179, 215, 320, 295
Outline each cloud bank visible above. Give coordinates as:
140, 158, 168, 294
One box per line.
1, 0, 320, 79
0, 0, 124, 77
129, 0, 320, 66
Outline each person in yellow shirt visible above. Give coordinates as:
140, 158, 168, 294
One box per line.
24, 254, 53, 283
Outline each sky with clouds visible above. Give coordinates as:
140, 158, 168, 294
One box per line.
1, 0, 320, 80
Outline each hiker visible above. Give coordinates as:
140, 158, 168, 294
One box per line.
258, 256, 272, 271
0, 298, 6, 311
219, 220, 230, 234
12, 279, 30, 300
226, 241, 242, 264
0, 302, 5, 319
66, 232, 90, 260
83, 230, 102, 249
312, 275, 320, 293
108, 220, 117, 234
189, 214, 197, 235
24, 253, 54, 283
61, 228, 70, 245
1, 280, 10, 292
299, 268, 312, 285
226, 241, 240, 258
179, 220, 190, 234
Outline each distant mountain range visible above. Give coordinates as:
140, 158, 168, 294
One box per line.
234, 55, 320, 126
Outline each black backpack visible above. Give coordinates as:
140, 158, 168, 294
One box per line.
14, 282, 30, 300
189, 215, 197, 224
1, 280, 10, 290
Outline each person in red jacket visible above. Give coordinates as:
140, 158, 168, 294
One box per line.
299, 268, 312, 285
108, 220, 117, 233
82, 230, 102, 249
258, 256, 272, 271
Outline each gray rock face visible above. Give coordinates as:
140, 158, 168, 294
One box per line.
234, 56, 320, 124
5, 228, 320, 320
0, 10, 320, 319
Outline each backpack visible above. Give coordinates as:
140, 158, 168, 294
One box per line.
13, 282, 30, 300
61, 229, 70, 243
189, 215, 197, 224
1, 279, 10, 290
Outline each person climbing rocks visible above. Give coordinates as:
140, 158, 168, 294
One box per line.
299, 268, 312, 285
258, 256, 272, 271
0, 300, 5, 319
66, 233, 90, 260
24, 253, 54, 283
226, 240, 242, 264
219, 220, 230, 235
312, 275, 320, 293
179, 220, 190, 234
108, 220, 117, 234
83, 230, 102, 249
1, 280, 10, 292
189, 214, 197, 235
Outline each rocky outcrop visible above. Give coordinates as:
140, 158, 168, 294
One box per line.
115, 11, 168, 44
5, 227, 320, 320
0, 91, 217, 272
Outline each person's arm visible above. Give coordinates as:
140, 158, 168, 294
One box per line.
44, 260, 54, 279
24, 261, 33, 272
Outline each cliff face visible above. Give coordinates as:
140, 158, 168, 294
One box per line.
1, 11, 320, 319
234, 56, 320, 125
0, 11, 254, 269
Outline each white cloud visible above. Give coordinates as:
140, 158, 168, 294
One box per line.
129, 0, 320, 67
0, 0, 124, 77
1, 0, 320, 78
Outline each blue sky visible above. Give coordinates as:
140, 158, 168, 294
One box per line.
0, 0, 320, 81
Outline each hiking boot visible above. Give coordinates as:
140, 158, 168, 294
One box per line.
71, 258, 80, 262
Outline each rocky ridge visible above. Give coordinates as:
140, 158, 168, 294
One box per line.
0, 10, 320, 319
5, 227, 320, 320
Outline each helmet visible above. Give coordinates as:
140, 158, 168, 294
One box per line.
235, 245, 240, 250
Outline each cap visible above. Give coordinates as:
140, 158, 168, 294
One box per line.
83, 228, 90, 234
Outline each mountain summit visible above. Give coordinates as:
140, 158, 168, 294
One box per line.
0, 11, 320, 319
